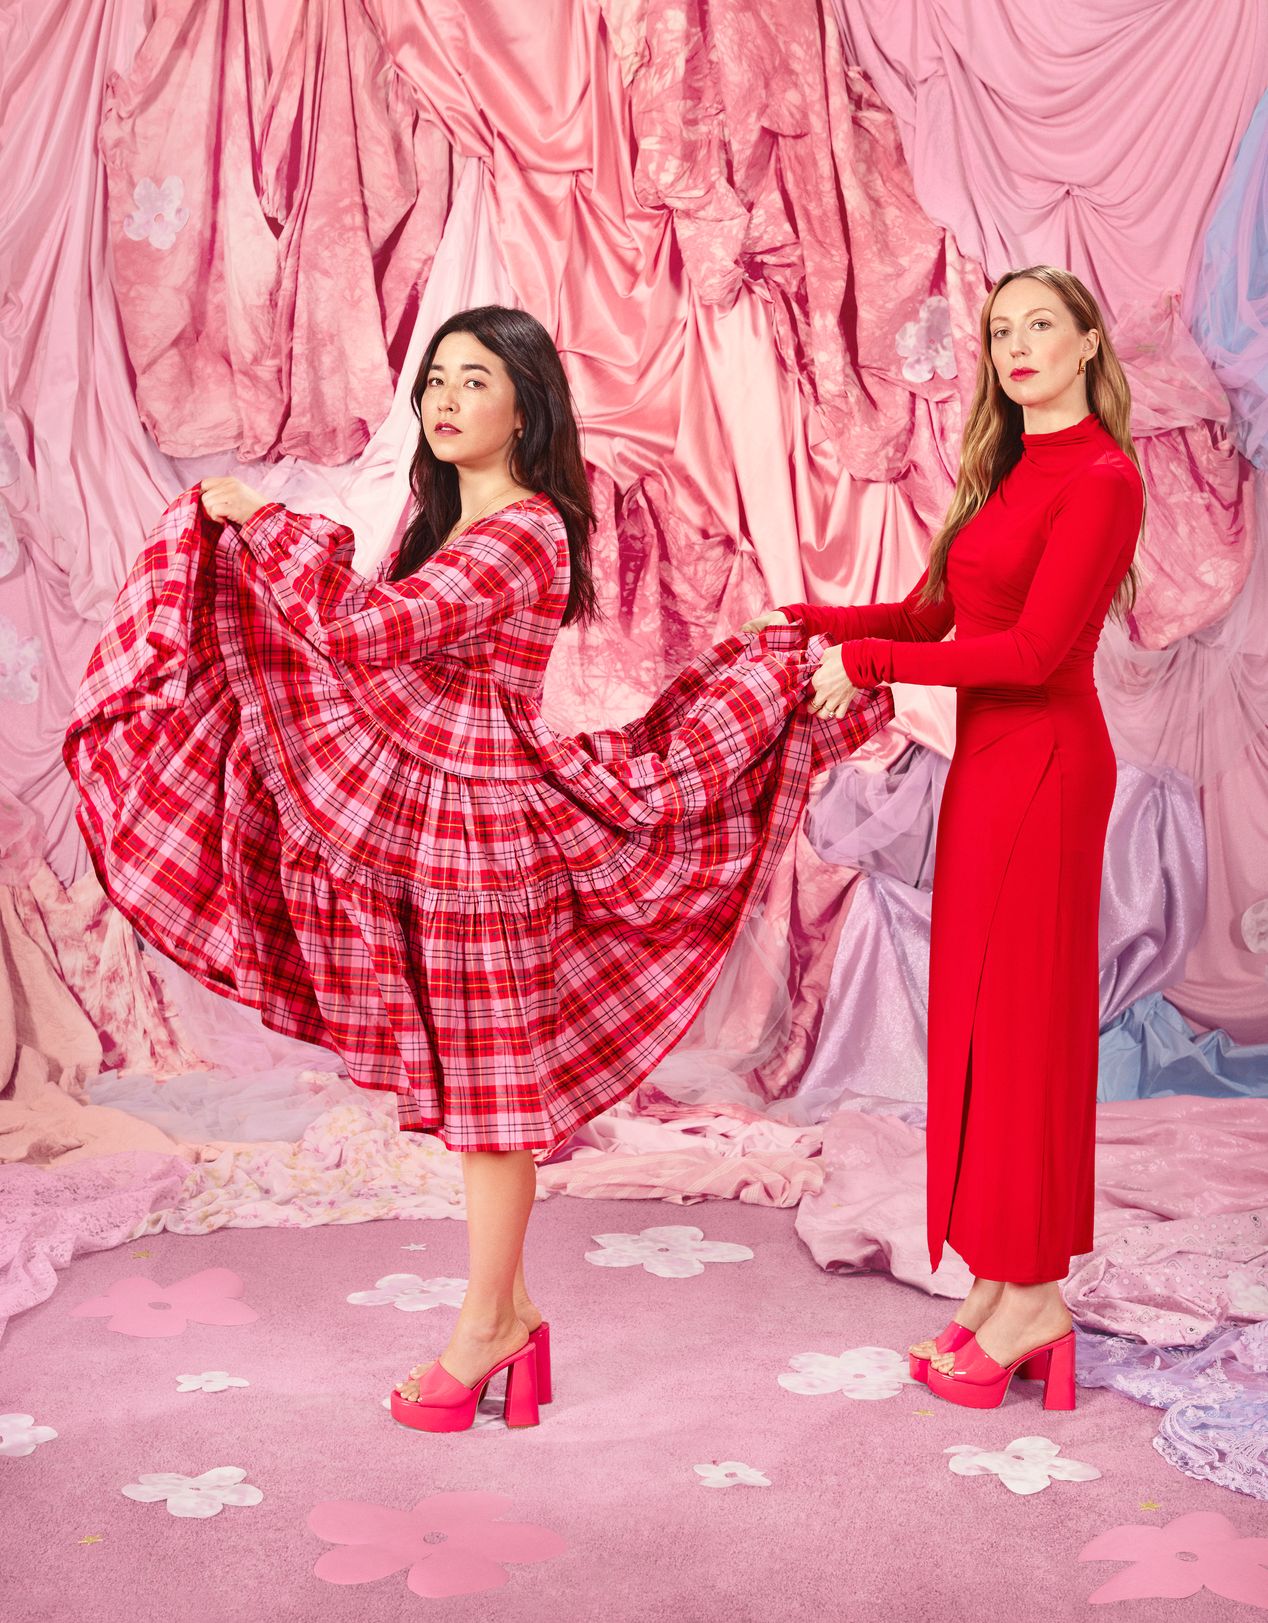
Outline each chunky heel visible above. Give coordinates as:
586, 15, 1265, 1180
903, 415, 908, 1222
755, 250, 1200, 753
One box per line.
529, 1322, 552, 1404
927, 1329, 1078, 1411
503, 1345, 541, 1428
1041, 1332, 1076, 1410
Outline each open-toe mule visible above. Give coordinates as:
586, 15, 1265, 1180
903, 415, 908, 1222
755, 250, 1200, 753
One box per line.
391, 1342, 540, 1432
926, 1330, 1076, 1411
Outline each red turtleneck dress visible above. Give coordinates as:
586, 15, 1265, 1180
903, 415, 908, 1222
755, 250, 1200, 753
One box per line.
784, 414, 1143, 1283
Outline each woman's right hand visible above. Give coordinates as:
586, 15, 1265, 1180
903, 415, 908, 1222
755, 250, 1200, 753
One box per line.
739, 609, 790, 635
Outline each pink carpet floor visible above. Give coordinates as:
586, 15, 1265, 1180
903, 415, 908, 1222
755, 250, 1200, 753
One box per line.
2, 1197, 1258, 1623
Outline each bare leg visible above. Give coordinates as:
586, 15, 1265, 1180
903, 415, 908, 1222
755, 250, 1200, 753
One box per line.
398, 1148, 536, 1397
929, 1278, 1071, 1375
909, 1276, 1003, 1362
513, 1251, 543, 1333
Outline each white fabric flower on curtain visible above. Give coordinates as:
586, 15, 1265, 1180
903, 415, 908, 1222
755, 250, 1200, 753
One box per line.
0, 499, 18, 579
1226, 1268, 1268, 1319
122, 1467, 263, 1518
945, 1436, 1101, 1496
584, 1226, 754, 1278
693, 1461, 771, 1488
0, 1414, 58, 1457
175, 1371, 250, 1394
778, 1346, 914, 1400
1240, 897, 1268, 954
896, 295, 957, 384
123, 177, 190, 251
0, 618, 40, 704
0, 423, 20, 486
347, 1274, 467, 1311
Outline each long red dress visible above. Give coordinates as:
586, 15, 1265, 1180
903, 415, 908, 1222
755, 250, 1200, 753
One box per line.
784, 414, 1143, 1283
65, 487, 891, 1152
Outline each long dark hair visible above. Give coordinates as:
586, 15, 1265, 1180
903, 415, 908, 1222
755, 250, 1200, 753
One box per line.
388, 305, 598, 626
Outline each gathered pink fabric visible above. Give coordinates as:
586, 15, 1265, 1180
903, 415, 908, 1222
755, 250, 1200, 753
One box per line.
615, 0, 983, 479
100, 0, 451, 463
2, 0, 1266, 1069
832, 0, 1268, 321
796, 1095, 1268, 1345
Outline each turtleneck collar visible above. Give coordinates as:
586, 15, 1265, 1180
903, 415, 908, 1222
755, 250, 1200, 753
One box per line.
1019, 412, 1103, 468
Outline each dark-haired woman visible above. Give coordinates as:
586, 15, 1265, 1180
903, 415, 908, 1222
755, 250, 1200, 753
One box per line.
748, 266, 1144, 1411
66, 305, 890, 1432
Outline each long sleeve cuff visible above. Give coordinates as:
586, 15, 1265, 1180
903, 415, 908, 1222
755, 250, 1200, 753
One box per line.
839, 638, 894, 687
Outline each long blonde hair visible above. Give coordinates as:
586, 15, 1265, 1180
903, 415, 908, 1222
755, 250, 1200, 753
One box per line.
919, 266, 1142, 619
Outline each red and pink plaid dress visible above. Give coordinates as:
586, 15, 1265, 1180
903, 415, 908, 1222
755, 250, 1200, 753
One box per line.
65, 489, 892, 1150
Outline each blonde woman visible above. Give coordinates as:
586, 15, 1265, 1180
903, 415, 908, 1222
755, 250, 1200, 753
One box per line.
749, 267, 1144, 1409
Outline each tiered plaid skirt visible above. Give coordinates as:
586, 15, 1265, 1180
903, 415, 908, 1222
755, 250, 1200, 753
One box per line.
65, 494, 892, 1149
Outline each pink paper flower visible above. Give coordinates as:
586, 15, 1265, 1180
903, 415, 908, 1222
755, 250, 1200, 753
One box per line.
70, 1269, 258, 1338
308, 1491, 567, 1598
1081, 1511, 1268, 1608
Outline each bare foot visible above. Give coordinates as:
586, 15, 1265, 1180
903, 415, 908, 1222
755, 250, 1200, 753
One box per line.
929, 1290, 1071, 1377
397, 1313, 530, 1400
909, 1277, 1003, 1363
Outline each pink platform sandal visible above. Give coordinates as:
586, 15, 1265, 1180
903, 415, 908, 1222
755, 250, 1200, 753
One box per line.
926, 1330, 1076, 1411
391, 1342, 540, 1432
528, 1322, 552, 1403
908, 1321, 974, 1384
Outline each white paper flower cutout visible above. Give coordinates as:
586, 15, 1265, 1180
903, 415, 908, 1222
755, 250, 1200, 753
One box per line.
123, 176, 190, 251
0, 1413, 58, 1457
694, 1461, 770, 1488
175, 1371, 249, 1394
896, 294, 957, 384
122, 1467, 263, 1518
400, 1243, 429, 1251
347, 1274, 467, 1311
778, 1346, 914, 1400
584, 1226, 753, 1278
945, 1436, 1101, 1496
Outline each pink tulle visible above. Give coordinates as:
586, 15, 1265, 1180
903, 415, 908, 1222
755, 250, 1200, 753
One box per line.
0, 1153, 189, 1344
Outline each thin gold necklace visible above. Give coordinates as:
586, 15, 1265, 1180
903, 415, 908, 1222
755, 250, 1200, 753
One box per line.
446, 484, 525, 543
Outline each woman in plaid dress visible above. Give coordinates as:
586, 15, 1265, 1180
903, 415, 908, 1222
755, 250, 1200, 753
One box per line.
66, 307, 890, 1431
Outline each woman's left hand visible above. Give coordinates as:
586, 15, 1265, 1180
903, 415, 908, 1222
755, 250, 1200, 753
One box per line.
807, 644, 857, 720
199, 477, 268, 527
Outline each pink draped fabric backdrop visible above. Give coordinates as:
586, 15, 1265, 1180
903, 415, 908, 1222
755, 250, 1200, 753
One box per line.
1, 0, 1266, 1493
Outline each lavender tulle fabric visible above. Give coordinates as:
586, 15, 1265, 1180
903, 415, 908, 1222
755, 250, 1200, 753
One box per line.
1077, 1322, 1268, 1500
779, 749, 1209, 1119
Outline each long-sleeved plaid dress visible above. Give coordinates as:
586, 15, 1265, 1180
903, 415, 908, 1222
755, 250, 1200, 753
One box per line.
65, 488, 892, 1150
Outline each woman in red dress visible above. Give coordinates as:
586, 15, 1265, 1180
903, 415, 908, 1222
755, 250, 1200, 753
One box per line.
66, 306, 889, 1431
750, 267, 1144, 1410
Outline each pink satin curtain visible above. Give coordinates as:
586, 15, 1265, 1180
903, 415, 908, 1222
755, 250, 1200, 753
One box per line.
0, 0, 1265, 1038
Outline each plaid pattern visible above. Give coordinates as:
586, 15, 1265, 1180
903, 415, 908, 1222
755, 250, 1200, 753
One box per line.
65, 488, 893, 1150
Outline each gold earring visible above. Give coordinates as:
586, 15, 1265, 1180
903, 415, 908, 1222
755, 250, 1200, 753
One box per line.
1077, 355, 1087, 376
